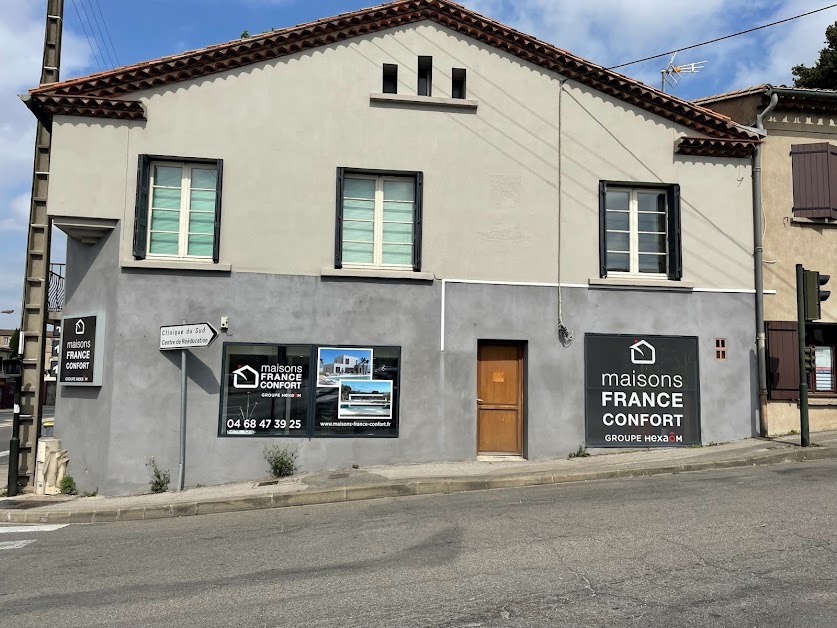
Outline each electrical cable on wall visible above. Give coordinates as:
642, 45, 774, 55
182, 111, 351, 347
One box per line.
557, 77, 574, 347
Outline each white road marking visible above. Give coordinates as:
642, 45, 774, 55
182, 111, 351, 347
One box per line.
0, 524, 69, 534
0, 450, 9, 458
0, 540, 36, 550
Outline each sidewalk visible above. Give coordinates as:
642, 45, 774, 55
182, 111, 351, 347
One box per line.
3, 431, 836, 524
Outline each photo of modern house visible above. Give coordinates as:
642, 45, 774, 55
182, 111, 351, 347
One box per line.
339, 380, 393, 419
318, 347, 372, 386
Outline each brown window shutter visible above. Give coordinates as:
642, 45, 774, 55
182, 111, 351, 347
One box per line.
765, 321, 800, 400
790, 143, 837, 219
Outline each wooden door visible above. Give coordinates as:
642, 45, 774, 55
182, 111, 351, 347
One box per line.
477, 342, 524, 455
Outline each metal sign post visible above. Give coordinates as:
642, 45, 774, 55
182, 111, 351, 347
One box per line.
159, 321, 218, 491
796, 264, 811, 447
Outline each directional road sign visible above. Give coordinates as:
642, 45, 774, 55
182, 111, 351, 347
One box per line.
159, 322, 219, 351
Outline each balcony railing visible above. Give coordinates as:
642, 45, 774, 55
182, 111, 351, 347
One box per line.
48, 263, 65, 313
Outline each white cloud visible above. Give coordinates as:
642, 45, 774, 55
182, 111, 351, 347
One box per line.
463, 0, 837, 97
0, 0, 92, 330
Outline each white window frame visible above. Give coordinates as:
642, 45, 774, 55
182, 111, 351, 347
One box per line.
605, 187, 668, 279
147, 161, 216, 260
342, 174, 414, 270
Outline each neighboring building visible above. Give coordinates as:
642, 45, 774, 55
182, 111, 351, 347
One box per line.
28, 0, 761, 493
324, 355, 369, 376
0, 328, 58, 409
696, 84, 837, 435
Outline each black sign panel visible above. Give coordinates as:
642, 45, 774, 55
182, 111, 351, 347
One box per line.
59, 315, 98, 385
219, 344, 311, 436
585, 334, 700, 447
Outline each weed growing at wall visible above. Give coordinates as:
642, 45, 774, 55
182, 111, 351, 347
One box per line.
567, 444, 590, 459
264, 445, 298, 478
59, 475, 78, 495
146, 457, 171, 493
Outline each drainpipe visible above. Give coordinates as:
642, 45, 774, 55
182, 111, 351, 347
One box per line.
754, 91, 778, 436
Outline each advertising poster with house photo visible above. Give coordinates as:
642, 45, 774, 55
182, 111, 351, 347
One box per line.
317, 347, 372, 387
338, 379, 394, 424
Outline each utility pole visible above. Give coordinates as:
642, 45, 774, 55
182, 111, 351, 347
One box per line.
11, 0, 64, 493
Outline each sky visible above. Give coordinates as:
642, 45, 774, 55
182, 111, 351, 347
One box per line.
1, 0, 836, 330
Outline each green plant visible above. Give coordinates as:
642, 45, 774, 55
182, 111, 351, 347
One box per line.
146, 457, 171, 493
59, 475, 78, 495
0, 487, 7, 498
567, 444, 590, 459
264, 445, 298, 478
82, 488, 98, 497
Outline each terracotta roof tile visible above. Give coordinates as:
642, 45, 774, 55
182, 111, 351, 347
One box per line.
27, 0, 756, 140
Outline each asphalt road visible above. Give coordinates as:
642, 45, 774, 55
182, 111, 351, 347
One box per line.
1, 459, 836, 628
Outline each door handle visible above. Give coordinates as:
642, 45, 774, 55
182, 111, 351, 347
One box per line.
477, 398, 484, 403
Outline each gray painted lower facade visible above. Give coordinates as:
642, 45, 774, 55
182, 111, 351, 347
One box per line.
57, 230, 758, 494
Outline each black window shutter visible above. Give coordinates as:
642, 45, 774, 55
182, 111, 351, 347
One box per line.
667, 184, 682, 280
212, 159, 224, 263
133, 154, 151, 259
413, 172, 424, 272
334, 168, 345, 269
598, 181, 607, 278
766, 321, 800, 400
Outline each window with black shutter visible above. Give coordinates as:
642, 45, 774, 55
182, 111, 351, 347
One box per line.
599, 181, 682, 279
335, 168, 423, 272
133, 155, 224, 262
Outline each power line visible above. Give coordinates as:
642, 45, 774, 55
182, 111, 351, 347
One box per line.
69, 0, 104, 71
91, 0, 121, 67
76, 0, 110, 68
82, 0, 115, 68
608, 3, 837, 71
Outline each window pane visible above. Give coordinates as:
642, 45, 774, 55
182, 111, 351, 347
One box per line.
606, 231, 629, 252
638, 192, 666, 212
344, 178, 375, 199
343, 198, 374, 221
149, 232, 179, 255
638, 233, 666, 254
383, 180, 414, 202
605, 210, 628, 230
154, 166, 182, 188
187, 234, 214, 257
382, 201, 414, 222
383, 222, 413, 244
150, 209, 180, 232
191, 168, 217, 189
152, 187, 181, 210
189, 211, 214, 235
606, 252, 630, 272
343, 242, 374, 264
816, 346, 833, 391
605, 190, 629, 211
638, 254, 666, 274
342, 221, 373, 243
638, 212, 666, 232
190, 189, 216, 212
382, 244, 412, 265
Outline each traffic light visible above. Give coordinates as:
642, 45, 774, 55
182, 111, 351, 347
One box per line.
803, 270, 831, 321
803, 346, 817, 373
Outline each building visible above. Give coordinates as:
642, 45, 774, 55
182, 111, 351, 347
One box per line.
696, 85, 837, 435
0, 328, 57, 409
28, 0, 761, 494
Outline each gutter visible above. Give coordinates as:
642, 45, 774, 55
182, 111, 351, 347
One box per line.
753, 91, 778, 436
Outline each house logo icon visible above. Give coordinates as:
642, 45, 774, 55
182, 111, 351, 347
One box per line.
74, 319, 85, 335
629, 339, 656, 365
232, 365, 259, 389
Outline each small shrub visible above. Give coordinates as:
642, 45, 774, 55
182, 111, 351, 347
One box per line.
0, 487, 7, 498
82, 488, 98, 497
59, 475, 78, 495
146, 457, 171, 493
264, 445, 298, 478
567, 444, 590, 459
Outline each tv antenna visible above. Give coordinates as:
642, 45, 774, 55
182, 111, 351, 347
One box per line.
660, 53, 707, 92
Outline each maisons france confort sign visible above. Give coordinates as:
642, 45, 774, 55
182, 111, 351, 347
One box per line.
585, 334, 700, 447
59, 314, 105, 386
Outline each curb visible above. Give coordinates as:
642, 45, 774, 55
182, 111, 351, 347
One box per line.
3, 445, 835, 524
